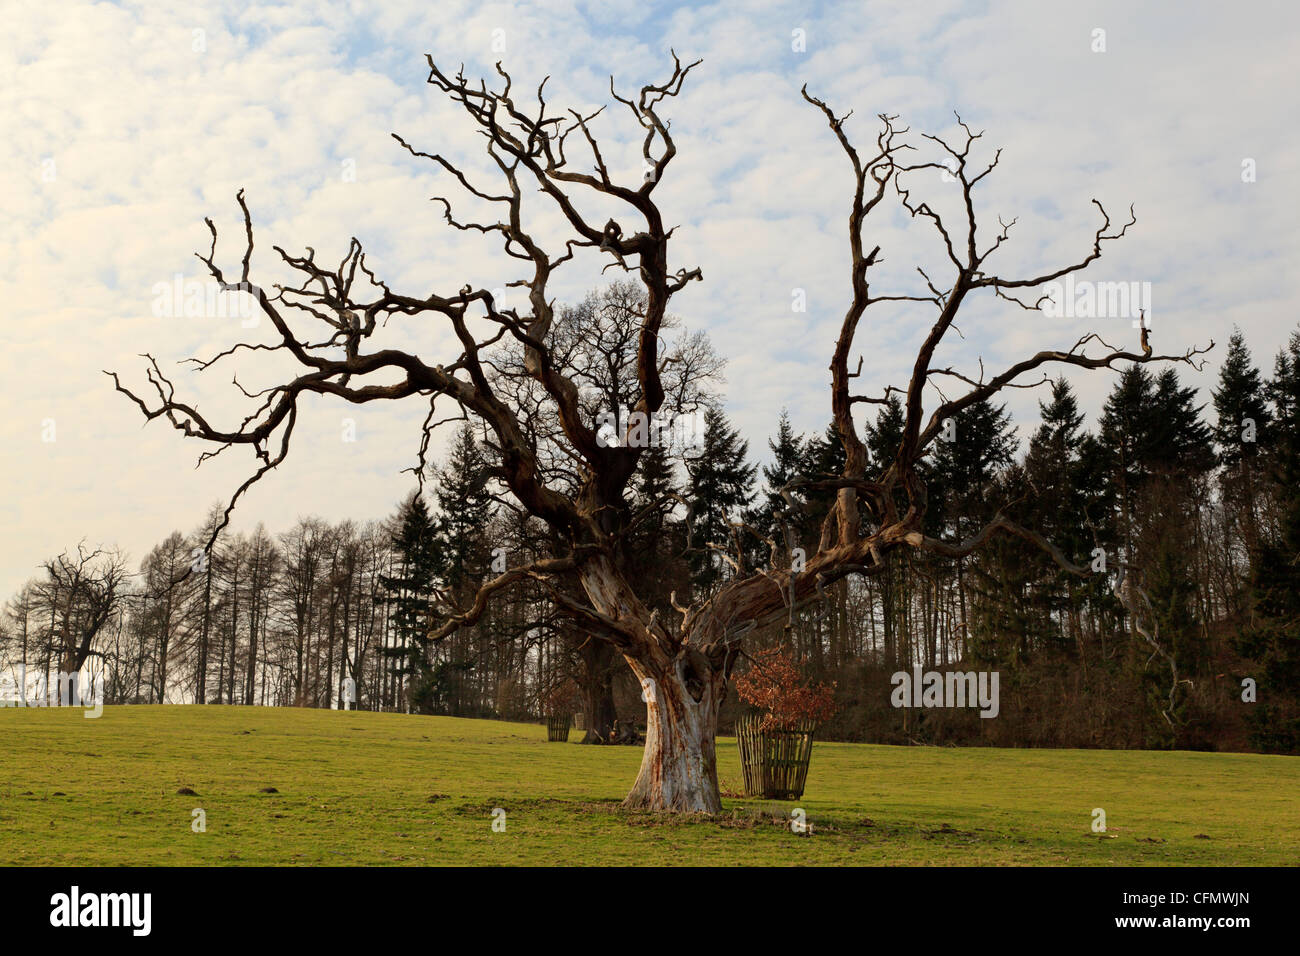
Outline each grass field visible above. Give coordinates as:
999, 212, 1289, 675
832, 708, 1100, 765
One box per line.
1, 705, 1296, 865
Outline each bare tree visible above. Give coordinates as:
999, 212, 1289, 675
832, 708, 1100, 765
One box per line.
139, 531, 190, 702
36, 544, 128, 686
109, 53, 1210, 810
486, 278, 721, 740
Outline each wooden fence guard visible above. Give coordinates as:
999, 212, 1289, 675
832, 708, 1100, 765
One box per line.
546, 713, 572, 742
735, 714, 817, 800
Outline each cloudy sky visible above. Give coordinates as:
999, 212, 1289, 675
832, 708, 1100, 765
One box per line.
3, 0, 1297, 598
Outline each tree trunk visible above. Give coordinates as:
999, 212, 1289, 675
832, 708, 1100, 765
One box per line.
196, 563, 212, 704
577, 639, 618, 744
577, 553, 728, 812
620, 656, 725, 813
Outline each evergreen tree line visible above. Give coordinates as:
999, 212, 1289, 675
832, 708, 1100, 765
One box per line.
3, 326, 1297, 753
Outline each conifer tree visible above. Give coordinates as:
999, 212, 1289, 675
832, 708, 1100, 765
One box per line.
1212, 329, 1272, 606
427, 424, 495, 714
378, 492, 439, 712
685, 406, 757, 592
930, 398, 1016, 536
1010, 378, 1093, 652
1213, 328, 1272, 468
756, 410, 806, 545
933, 400, 1016, 667
1098, 364, 1214, 743
799, 421, 849, 545
1239, 328, 1300, 752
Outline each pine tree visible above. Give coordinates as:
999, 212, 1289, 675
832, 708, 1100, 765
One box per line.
1267, 329, 1300, 429
686, 406, 756, 592
1212, 329, 1272, 608
1149, 367, 1215, 475
1098, 364, 1214, 743
800, 421, 848, 542
1017, 378, 1093, 650
757, 410, 806, 537
864, 392, 909, 516
635, 441, 680, 531
427, 424, 495, 714
930, 398, 1016, 536
864, 396, 908, 670
1098, 364, 1157, 509
932, 400, 1016, 667
630, 442, 689, 611
433, 425, 494, 593
378, 492, 439, 712
1238, 328, 1300, 752
1025, 379, 1087, 534
864, 393, 905, 471
1149, 367, 1215, 677
1213, 328, 1272, 468
1029, 378, 1084, 476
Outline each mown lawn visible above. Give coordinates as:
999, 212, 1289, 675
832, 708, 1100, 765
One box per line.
1, 705, 1295, 865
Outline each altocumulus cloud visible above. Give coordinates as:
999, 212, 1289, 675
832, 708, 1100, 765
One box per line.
1, 0, 1296, 595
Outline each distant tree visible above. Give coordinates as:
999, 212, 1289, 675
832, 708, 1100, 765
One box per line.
427, 424, 495, 714
863, 395, 909, 671
1022, 378, 1095, 645
755, 410, 806, 543
212, 531, 246, 705
968, 382, 1087, 667
931, 399, 1015, 669
140, 532, 191, 703
799, 420, 849, 539
930, 398, 1016, 535
380, 494, 440, 713
1213, 329, 1272, 467
1025, 378, 1089, 545
242, 525, 279, 705
278, 518, 328, 707
1238, 328, 1300, 753
630, 442, 690, 612
1149, 367, 1215, 475
34, 544, 128, 695
864, 393, 908, 518
1210, 330, 1273, 608
1098, 365, 1215, 743
1, 583, 40, 698
686, 406, 757, 592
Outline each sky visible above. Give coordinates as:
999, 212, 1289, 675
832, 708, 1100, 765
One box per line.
2, 0, 1298, 598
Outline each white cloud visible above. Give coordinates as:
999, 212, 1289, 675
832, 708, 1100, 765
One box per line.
2, 0, 1297, 595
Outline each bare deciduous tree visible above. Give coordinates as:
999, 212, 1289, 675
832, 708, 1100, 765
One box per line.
109, 54, 1210, 810
38, 544, 128, 680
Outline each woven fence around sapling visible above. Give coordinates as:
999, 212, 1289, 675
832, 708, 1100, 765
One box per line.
735, 713, 818, 800
545, 713, 572, 742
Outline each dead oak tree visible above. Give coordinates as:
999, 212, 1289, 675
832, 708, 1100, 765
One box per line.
109, 54, 1210, 812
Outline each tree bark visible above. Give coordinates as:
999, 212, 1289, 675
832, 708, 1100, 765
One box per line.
573, 554, 727, 811
577, 639, 618, 744
620, 655, 725, 813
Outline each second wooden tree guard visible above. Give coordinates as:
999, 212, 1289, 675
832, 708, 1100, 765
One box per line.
546, 714, 572, 742
735, 714, 817, 800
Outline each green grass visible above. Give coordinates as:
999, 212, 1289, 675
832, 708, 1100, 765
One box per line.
1, 705, 1295, 865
